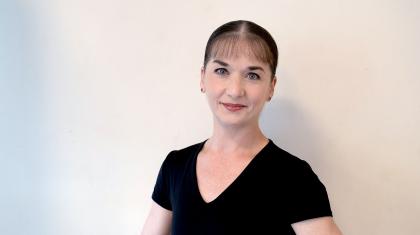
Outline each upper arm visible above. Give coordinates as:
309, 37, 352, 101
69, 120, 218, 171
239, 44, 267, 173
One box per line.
291, 216, 343, 235
141, 201, 172, 235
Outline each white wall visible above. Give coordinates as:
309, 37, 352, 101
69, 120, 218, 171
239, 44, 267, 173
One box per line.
1, 0, 419, 234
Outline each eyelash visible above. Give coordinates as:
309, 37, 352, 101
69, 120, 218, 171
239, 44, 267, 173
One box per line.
214, 68, 261, 80
214, 68, 228, 76
247, 73, 260, 80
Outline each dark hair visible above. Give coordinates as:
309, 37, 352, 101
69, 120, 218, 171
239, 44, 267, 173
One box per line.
203, 20, 278, 78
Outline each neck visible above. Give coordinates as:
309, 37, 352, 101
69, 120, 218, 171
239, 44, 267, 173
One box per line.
206, 119, 268, 154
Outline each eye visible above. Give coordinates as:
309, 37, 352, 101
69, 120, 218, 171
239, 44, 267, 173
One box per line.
247, 72, 260, 80
214, 68, 228, 76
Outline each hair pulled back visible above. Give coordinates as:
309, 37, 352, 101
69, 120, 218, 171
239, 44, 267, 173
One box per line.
203, 20, 278, 78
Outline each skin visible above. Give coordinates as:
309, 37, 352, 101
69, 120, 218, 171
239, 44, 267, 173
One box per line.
141, 52, 343, 235
201, 55, 276, 132
195, 55, 278, 205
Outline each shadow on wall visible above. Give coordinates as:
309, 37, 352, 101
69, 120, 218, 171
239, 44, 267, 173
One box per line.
260, 98, 328, 173
0, 2, 46, 235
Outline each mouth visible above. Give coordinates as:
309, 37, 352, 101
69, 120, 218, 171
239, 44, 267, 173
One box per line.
220, 102, 247, 112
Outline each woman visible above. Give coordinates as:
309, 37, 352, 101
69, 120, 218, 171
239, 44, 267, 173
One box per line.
142, 20, 342, 235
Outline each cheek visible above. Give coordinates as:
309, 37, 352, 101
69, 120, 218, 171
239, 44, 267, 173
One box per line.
206, 80, 223, 96
205, 89, 220, 106
248, 88, 270, 103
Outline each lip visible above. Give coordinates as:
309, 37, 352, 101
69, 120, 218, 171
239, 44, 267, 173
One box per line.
220, 102, 247, 112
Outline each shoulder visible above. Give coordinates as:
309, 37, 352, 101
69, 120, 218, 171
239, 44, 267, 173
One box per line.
265, 141, 333, 222
264, 140, 314, 175
161, 140, 206, 168
262, 140, 325, 189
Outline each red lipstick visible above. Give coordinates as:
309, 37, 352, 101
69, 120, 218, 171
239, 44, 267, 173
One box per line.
221, 102, 246, 112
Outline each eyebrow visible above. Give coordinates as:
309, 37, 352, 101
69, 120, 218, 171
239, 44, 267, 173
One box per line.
213, 59, 229, 67
212, 59, 265, 73
248, 66, 265, 72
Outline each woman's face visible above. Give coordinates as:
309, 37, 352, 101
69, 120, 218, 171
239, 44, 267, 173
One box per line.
201, 54, 276, 128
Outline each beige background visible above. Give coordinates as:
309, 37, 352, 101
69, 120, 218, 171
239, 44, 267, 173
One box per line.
1, 0, 419, 234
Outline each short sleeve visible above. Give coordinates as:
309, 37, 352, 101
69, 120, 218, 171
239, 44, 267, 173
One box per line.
286, 160, 333, 224
151, 151, 174, 211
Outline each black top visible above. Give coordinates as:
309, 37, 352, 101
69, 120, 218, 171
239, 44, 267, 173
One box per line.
152, 139, 333, 235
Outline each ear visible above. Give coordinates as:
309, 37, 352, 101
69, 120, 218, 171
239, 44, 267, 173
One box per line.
200, 66, 205, 91
269, 76, 277, 98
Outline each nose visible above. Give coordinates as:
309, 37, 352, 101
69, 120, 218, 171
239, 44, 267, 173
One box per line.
226, 74, 245, 98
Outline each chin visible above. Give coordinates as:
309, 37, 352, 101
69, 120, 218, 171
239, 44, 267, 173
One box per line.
215, 116, 253, 128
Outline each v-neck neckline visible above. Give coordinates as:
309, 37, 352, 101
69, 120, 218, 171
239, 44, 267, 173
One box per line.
192, 139, 272, 205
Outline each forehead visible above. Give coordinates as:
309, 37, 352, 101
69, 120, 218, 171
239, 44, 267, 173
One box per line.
208, 35, 272, 67
209, 55, 267, 69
